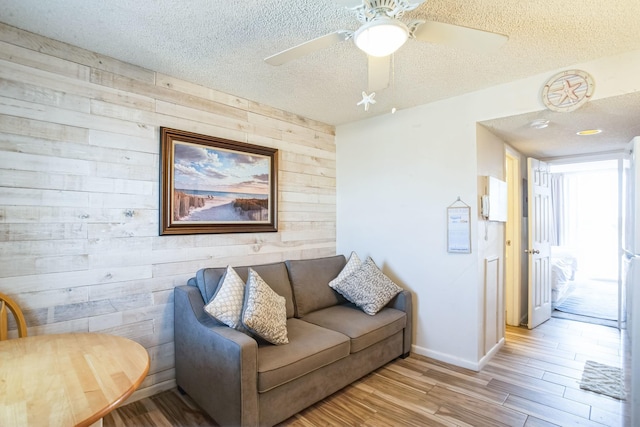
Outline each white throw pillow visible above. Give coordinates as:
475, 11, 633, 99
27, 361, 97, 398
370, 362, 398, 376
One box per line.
242, 268, 289, 345
330, 257, 403, 315
204, 265, 247, 332
328, 251, 362, 289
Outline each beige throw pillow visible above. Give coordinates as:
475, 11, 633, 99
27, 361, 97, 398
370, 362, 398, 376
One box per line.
242, 268, 289, 345
330, 257, 402, 315
328, 251, 362, 289
204, 265, 247, 332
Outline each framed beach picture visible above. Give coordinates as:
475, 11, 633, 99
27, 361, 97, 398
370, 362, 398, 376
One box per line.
159, 128, 278, 235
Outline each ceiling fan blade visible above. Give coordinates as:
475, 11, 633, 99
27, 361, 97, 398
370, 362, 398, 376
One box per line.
335, 0, 363, 9
368, 55, 390, 92
413, 20, 508, 51
265, 30, 352, 66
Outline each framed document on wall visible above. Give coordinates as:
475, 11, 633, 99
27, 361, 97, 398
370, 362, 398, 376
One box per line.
447, 205, 471, 253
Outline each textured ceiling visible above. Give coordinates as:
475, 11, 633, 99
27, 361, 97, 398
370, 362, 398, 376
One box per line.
1, 0, 640, 158
481, 92, 640, 160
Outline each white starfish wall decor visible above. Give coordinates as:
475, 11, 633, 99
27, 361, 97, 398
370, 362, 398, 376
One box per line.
357, 91, 376, 112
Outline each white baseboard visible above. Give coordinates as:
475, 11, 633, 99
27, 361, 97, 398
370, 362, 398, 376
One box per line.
412, 345, 481, 371
411, 338, 504, 372
478, 338, 505, 370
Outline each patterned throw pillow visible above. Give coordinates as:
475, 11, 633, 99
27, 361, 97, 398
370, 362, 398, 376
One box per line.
331, 257, 403, 315
328, 251, 362, 289
204, 265, 247, 332
242, 268, 289, 345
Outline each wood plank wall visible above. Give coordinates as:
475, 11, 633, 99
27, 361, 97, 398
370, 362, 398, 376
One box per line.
0, 23, 337, 400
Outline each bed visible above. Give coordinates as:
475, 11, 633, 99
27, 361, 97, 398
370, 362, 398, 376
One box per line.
551, 246, 578, 308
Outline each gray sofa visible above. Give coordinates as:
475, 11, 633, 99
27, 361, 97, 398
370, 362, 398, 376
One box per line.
174, 254, 413, 427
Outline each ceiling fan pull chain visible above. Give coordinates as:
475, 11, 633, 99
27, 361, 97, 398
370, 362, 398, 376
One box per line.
391, 53, 397, 114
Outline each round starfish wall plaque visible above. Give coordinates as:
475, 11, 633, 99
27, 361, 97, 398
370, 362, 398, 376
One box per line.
541, 69, 595, 112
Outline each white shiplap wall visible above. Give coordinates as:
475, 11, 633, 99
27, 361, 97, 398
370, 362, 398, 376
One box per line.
0, 23, 336, 400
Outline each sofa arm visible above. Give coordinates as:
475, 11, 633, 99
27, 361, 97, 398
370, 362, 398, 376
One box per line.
388, 290, 413, 356
174, 285, 259, 427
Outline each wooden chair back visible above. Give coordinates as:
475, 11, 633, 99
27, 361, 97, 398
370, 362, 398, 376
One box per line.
0, 292, 27, 340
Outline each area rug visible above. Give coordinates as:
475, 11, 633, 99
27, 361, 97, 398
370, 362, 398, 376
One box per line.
579, 360, 626, 400
555, 279, 618, 321
552, 310, 620, 328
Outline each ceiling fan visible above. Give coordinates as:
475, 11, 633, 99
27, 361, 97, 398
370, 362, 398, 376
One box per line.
265, 0, 508, 92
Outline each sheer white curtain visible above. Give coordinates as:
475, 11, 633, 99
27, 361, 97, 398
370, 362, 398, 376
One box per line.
550, 165, 618, 279
550, 173, 572, 246
550, 173, 581, 247
550, 174, 563, 246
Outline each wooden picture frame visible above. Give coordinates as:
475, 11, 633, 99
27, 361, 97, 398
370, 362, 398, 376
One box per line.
160, 127, 278, 235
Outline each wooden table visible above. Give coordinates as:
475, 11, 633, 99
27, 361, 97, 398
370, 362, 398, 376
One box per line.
0, 333, 150, 427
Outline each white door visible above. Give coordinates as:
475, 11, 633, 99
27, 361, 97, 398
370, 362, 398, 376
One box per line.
527, 158, 552, 329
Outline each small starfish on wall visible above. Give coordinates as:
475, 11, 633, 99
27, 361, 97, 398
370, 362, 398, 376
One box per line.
357, 91, 376, 111
554, 79, 581, 105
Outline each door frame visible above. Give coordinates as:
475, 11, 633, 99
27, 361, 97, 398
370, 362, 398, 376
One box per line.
505, 149, 522, 326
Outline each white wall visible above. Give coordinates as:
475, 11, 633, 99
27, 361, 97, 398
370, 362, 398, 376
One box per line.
476, 124, 506, 361
0, 23, 337, 400
336, 49, 640, 369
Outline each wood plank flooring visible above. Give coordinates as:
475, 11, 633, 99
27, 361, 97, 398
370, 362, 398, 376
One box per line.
104, 317, 631, 427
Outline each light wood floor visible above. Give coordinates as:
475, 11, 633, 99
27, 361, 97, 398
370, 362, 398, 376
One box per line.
104, 317, 631, 426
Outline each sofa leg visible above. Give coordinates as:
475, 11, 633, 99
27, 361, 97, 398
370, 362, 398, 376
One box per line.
400, 352, 410, 359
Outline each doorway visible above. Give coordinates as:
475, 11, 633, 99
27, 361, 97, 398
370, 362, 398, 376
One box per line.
504, 156, 624, 329
547, 160, 622, 327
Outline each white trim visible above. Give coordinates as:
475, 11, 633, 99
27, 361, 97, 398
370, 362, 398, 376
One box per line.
484, 255, 501, 355
505, 150, 522, 326
411, 344, 482, 371
618, 157, 624, 330
543, 150, 626, 164
478, 337, 505, 371
412, 337, 505, 372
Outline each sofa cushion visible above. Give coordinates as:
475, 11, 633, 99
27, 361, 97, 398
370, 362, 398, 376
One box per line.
204, 265, 247, 332
257, 318, 350, 393
302, 304, 406, 353
286, 255, 347, 317
193, 261, 295, 318
242, 268, 289, 345
194, 267, 225, 304
329, 257, 403, 315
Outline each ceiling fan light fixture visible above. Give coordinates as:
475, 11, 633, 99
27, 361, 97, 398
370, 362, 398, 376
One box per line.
354, 17, 409, 57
